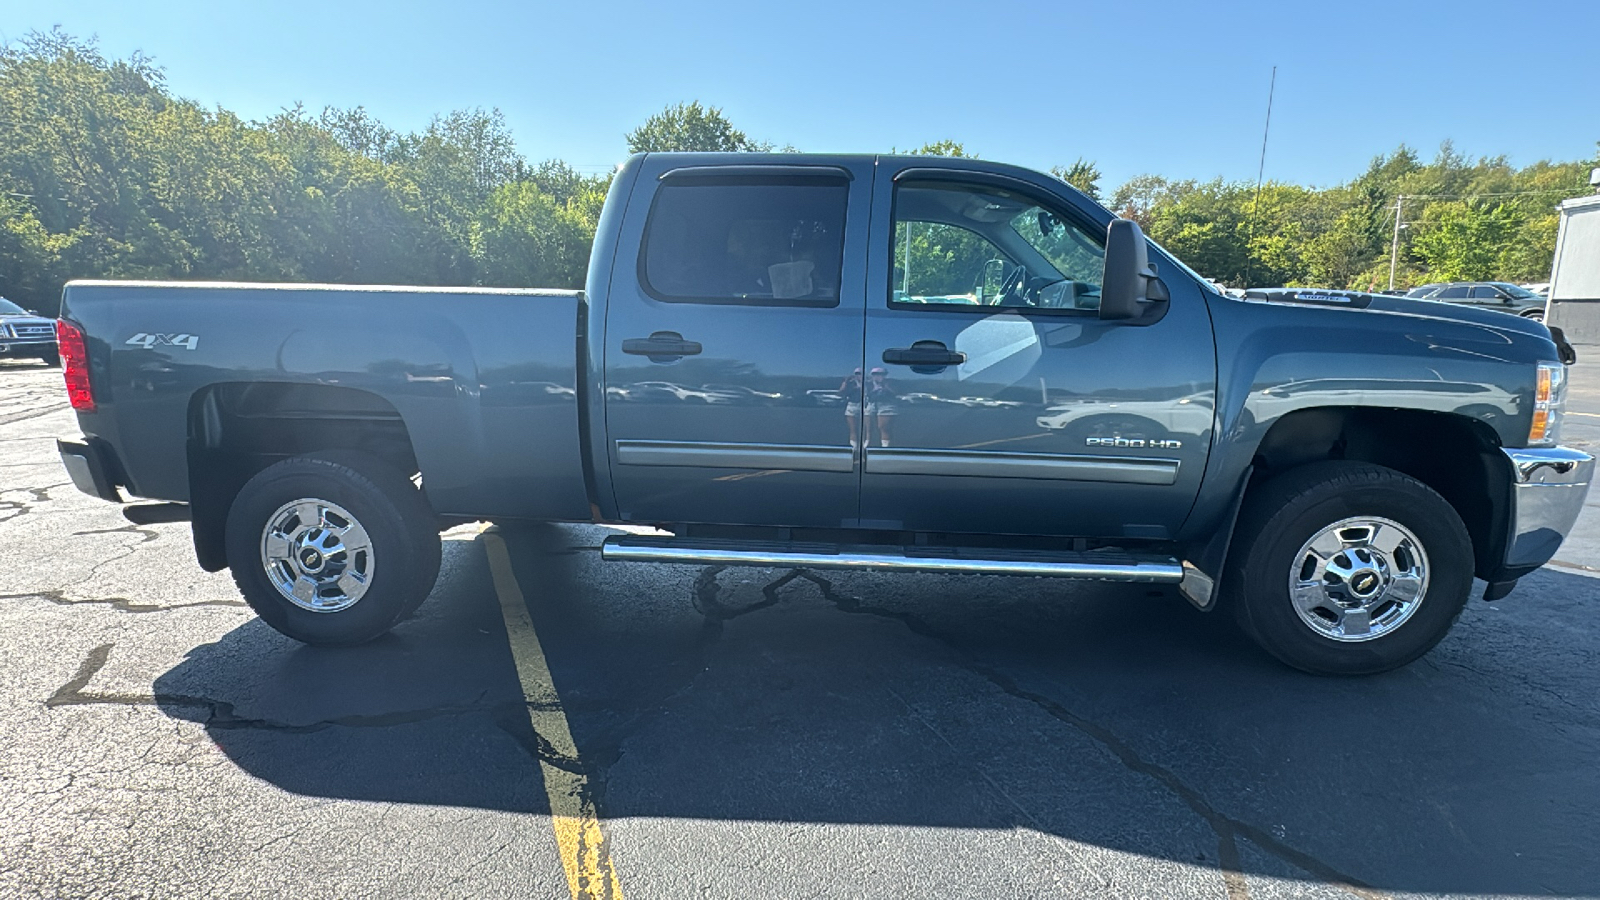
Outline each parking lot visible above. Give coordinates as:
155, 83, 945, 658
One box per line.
4, 356, 1600, 899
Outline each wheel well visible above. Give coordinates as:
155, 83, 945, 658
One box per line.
186, 383, 423, 571
1251, 407, 1509, 580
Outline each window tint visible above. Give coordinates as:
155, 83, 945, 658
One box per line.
641, 178, 847, 305
891, 181, 1104, 311
1469, 286, 1503, 299
1434, 285, 1470, 299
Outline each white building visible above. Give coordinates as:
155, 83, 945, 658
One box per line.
1548, 179, 1600, 344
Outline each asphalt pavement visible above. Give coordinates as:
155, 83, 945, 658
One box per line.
3, 354, 1600, 899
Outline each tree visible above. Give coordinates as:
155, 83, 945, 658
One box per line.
625, 101, 769, 153
904, 140, 973, 158
1411, 202, 1523, 282
1051, 158, 1102, 201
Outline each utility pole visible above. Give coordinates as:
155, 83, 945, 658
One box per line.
1387, 195, 1404, 291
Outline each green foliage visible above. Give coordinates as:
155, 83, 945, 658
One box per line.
905, 140, 973, 158
0, 32, 621, 313
1051, 158, 1102, 201
1411, 202, 1523, 282
1123, 143, 1595, 289
624, 101, 769, 153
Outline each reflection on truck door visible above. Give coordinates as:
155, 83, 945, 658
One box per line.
601, 160, 874, 527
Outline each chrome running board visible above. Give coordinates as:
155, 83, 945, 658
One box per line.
600, 535, 1183, 583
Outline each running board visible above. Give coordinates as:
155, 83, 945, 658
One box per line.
600, 535, 1183, 583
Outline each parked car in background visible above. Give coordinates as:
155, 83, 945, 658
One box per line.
1521, 282, 1551, 299
0, 297, 58, 365
1405, 282, 1548, 321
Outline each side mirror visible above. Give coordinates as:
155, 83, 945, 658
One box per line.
1100, 219, 1167, 320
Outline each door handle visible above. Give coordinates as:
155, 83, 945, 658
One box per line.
883, 342, 966, 370
622, 331, 703, 360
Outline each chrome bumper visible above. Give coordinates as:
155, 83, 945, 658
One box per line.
1502, 447, 1595, 568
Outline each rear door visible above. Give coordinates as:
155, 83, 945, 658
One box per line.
601, 157, 873, 528
857, 162, 1216, 539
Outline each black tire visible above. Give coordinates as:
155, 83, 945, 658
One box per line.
40, 351, 60, 367
1223, 461, 1473, 675
225, 452, 441, 645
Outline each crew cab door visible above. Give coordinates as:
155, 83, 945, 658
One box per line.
601, 157, 873, 527
857, 163, 1216, 539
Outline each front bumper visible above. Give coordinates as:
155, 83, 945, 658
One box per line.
58, 439, 122, 502
1501, 447, 1595, 569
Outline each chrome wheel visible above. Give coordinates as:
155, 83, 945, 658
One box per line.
1288, 516, 1428, 643
260, 498, 374, 613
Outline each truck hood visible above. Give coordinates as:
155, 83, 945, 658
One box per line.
1246, 288, 1551, 341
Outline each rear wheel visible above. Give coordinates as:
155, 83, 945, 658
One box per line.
1224, 462, 1473, 675
225, 452, 441, 645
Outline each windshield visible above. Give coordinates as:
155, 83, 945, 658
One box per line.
0, 298, 27, 315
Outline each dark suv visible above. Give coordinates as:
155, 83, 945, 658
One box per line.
1405, 282, 1547, 321
0, 296, 59, 365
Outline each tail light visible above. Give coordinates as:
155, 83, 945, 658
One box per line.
56, 319, 95, 412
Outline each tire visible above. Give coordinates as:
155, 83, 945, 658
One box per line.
225, 452, 442, 645
40, 351, 60, 367
1223, 461, 1473, 675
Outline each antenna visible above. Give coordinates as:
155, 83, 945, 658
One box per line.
1242, 66, 1277, 289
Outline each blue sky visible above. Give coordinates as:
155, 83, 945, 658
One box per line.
8, 0, 1598, 190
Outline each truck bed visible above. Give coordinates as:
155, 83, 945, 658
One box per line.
60, 281, 593, 522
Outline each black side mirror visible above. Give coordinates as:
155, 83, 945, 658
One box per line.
1100, 219, 1167, 320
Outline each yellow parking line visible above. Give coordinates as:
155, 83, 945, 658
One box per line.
482, 529, 625, 900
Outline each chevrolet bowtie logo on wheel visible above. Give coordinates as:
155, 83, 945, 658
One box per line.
125, 332, 200, 350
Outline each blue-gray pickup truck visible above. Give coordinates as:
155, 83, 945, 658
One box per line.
53, 153, 1592, 675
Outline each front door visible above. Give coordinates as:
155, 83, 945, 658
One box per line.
858, 163, 1216, 539
602, 157, 873, 528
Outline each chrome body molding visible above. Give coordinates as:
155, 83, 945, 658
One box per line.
1502, 446, 1595, 568
601, 536, 1185, 583
864, 448, 1179, 485
614, 440, 855, 472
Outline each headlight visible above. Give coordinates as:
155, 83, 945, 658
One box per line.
1529, 362, 1567, 445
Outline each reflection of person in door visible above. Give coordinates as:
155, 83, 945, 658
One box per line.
840, 367, 864, 450
867, 367, 898, 447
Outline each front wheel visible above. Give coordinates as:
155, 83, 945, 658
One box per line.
225, 453, 442, 645
1224, 462, 1473, 675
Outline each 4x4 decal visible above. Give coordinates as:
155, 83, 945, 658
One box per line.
126, 332, 200, 351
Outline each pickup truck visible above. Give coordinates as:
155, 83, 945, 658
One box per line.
53, 153, 1593, 675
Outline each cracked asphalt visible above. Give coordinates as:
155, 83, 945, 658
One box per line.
4, 355, 1600, 899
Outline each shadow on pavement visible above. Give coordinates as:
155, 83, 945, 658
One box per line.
154, 525, 1600, 896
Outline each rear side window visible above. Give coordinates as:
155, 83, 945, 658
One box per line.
640, 177, 848, 306
1435, 285, 1470, 299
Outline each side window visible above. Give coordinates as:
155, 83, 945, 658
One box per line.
1435, 285, 1470, 299
1469, 286, 1501, 299
640, 177, 848, 305
891, 180, 1104, 312
893, 221, 1008, 305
